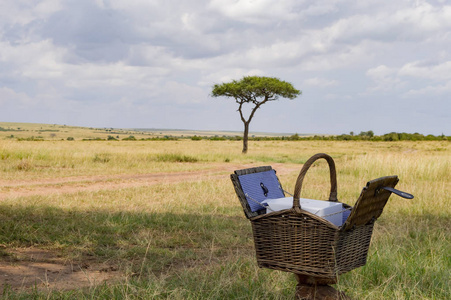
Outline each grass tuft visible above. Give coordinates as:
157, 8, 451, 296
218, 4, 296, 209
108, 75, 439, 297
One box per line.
93, 153, 111, 163
154, 153, 199, 163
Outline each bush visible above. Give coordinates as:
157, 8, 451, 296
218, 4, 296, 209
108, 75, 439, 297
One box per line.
154, 154, 198, 163
288, 133, 301, 140
122, 136, 137, 141
210, 136, 226, 141
67, 137, 75, 141
17, 136, 44, 141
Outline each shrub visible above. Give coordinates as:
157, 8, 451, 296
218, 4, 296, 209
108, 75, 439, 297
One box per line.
122, 136, 137, 141
154, 154, 198, 163
67, 137, 75, 141
210, 136, 226, 141
17, 136, 44, 141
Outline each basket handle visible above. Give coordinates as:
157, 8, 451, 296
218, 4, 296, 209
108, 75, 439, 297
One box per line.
293, 153, 338, 211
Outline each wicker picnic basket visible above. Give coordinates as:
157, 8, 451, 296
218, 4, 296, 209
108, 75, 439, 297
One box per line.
231, 153, 402, 280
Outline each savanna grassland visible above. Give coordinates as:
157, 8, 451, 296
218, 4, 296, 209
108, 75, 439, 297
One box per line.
0, 124, 449, 299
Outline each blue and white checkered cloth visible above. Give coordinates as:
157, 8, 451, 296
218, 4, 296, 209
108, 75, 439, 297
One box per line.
238, 170, 285, 212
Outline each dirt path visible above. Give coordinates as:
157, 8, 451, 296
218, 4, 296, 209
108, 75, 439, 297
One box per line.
0, 162, 300, 293
0, 248, 121, 293
0, 163, 299, 201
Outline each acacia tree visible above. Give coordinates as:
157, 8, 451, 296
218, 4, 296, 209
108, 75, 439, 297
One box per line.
211, 76, 301, 153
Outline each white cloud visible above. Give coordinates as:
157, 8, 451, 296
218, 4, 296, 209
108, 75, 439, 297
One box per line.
366, 65, 394, 78
0, 39, 66, 77
0, 87, 34, 107
209, 0, 299, 25
198, 69, 265, 87
366, 60, 451, 95
0, 0, 62, 27
63, 63, 169, 90
366, 65, 406, 92
303, 77, 338, 87
300, 1, 339, 17
403, 81, 451, 98
300, 42, 371, 71
324, 93, 352, 100
322, 2, 451, 44
161, 81, 207, 104
399, 61, 451, 81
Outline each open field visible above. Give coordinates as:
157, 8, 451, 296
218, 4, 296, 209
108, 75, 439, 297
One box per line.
0, 122, 292, 141
0, 136, 450, 299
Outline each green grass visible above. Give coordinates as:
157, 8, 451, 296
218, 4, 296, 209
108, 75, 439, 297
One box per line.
338, 214, 450, 299
0, 139, 450, 299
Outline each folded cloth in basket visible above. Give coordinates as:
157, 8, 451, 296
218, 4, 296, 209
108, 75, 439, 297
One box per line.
262, 197, 344, 226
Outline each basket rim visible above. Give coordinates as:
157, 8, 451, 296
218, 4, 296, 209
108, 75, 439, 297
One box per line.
250, 207, 340, 230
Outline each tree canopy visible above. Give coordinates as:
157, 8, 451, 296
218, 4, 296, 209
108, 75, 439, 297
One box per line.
211, 76, 300, 104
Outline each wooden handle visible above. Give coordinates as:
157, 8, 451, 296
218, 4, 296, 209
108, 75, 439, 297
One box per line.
293, 153, 338, 210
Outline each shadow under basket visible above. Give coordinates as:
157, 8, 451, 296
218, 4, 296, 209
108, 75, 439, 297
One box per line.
230, 153, 411, 280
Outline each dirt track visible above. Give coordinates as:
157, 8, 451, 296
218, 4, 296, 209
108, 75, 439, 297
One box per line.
0, 163, 298, 201
0, 163, 300, 292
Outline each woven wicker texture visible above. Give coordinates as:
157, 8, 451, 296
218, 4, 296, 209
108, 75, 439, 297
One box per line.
342, 176, 399, 230
231, 153, 400, 278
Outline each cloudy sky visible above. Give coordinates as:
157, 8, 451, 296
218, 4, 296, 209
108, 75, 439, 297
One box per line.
1, 0, 450, 135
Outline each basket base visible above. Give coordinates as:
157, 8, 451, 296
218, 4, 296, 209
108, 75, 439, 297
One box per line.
295, 275, 351, 300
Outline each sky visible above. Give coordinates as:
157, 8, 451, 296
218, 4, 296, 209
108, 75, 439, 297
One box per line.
1, 0, 450, 135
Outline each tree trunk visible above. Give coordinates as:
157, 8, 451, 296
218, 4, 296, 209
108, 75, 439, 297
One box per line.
242, 122, 249, 154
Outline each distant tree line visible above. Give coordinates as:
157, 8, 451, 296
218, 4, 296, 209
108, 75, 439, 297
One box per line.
310, 131, 450, 141
189, 131, 450, 141
7, 132, 450, 142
